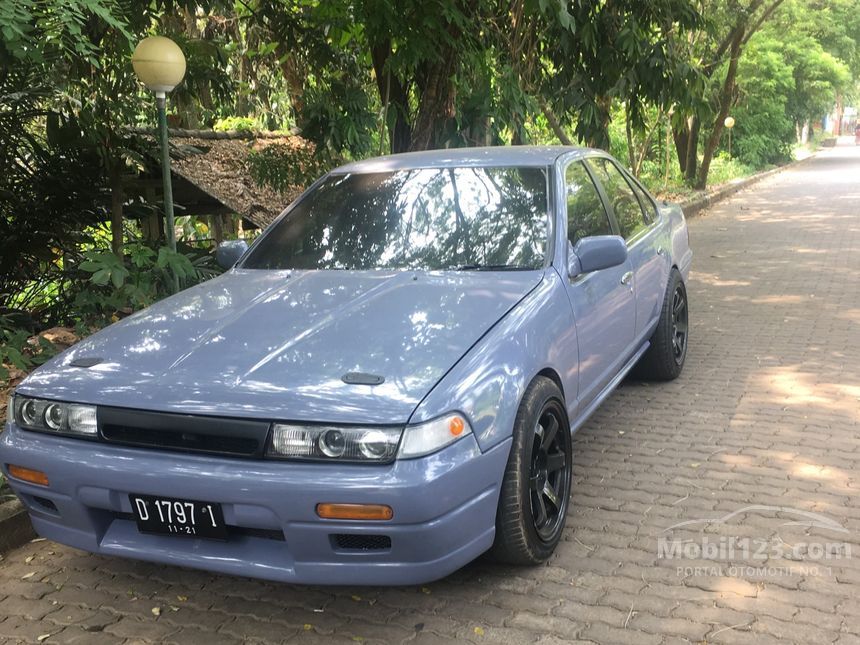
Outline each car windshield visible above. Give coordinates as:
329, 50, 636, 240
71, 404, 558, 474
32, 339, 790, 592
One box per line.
241, 166, 549, 271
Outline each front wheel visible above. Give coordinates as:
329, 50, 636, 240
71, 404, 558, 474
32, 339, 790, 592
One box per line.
492, 377, 572, 565
635, 268, 688, 381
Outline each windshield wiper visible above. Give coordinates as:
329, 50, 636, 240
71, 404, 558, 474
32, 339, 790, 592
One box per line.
451, 264, 532, 271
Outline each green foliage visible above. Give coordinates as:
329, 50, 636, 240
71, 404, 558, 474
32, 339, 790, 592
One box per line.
213, 116, 257, 132
731, 35, 796, 167
0, 319, 58, 382
73, 244, 221, 322
538, 0, 705, 148
705, 154, 756, 186
299, 75, 377, 158
0, 124, 105, 319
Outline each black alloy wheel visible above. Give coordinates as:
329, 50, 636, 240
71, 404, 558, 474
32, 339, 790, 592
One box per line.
529, 405, 571, 542
671, 284, 688, 364
493, 377, 572, 565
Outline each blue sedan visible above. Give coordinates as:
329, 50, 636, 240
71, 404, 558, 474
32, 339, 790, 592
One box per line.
1, 146, 692, 585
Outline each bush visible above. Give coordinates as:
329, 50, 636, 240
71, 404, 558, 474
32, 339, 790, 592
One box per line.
72, 243, 222, 325
213, 116, 257, 132
0, 321, 59, 382
0, 142, 105, 324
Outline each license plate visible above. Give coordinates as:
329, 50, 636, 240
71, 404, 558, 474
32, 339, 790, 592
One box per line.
129, 494, 228, 540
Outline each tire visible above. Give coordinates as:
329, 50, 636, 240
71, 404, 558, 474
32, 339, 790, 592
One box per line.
635, 268, 688, 381
492, 377, 572, 565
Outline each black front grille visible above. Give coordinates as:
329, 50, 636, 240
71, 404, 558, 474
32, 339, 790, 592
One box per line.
333, 534, 392, 551
98, 406, 271, 458
101, 424, 259, 456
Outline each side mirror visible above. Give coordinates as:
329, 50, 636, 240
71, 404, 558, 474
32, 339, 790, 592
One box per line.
568, 235, 627, 278
215, 240, 249, 270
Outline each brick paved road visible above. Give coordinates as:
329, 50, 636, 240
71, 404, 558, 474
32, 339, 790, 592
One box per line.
2, 143, 859, 644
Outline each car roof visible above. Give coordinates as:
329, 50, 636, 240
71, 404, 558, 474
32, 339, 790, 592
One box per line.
332, 145, 596, 174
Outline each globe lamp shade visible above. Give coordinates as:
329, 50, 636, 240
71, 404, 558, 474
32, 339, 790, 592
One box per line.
132, 36, 186, 93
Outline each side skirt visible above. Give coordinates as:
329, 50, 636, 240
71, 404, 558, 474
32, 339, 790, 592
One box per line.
569, 341, 650, 435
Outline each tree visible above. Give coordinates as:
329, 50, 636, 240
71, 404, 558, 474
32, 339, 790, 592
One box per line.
538, 0, 704, 151
667, 0, 785, 188
730, 34, 795, 166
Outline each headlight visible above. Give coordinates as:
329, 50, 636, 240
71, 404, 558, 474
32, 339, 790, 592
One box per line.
398, 413, 472, 458
268, 424, 402, 462
10, 395, 98, 437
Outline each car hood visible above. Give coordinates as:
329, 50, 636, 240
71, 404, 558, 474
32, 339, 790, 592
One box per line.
20, 269, 543, 424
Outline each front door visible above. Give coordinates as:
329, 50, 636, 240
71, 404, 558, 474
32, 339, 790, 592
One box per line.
562, 161, 636, 410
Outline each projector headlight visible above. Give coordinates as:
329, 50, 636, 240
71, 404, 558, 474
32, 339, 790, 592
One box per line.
267, 412, 474, 462
10, 395, 98, 437
268, 424, 402, 462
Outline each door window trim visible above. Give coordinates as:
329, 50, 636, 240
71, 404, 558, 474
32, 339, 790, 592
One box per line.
561, 158, 619, 243
584, 156, 658, 247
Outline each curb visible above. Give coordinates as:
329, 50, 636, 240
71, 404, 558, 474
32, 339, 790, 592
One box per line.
675, 153, 815, 217
0, 499, 36, 554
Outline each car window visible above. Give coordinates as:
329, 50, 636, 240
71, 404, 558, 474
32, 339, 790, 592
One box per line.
242, 166, 548, 271
565, 161, 613, 244
628, 177, 658, 222
589, 158, 648, 240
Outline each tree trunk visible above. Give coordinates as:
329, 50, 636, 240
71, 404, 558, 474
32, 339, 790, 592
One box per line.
540, 99, 572, 145
275, 44, 307, 122
696, 28, 744, 190
109, 162, 124, 258
684, 116, 699, 184
211, 214, 224, 247
409, 52, 458, 151
632, 110, 662, 176
586, 96, 612, 150
625, 106, 636, 169
371, 43, 412, 153
236, 54, 251, 117
673, 126, 689, 175
834, 93, 843, 136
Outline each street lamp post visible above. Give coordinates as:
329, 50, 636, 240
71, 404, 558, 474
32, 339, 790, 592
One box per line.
132, 36, 186, 292
724, 116, 736, 159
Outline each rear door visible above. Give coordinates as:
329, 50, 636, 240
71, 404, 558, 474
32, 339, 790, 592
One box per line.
562, 160, 636, 408
587, 158, 668, 341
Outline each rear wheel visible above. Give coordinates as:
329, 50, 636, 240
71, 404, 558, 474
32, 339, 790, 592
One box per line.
635, 268, 688, 381
492, 377, 572, 565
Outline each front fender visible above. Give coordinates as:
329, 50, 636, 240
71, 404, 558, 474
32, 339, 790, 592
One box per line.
409, 270, 578, 452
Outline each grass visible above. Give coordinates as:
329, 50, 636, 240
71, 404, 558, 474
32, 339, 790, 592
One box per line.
650, 153, 761, 202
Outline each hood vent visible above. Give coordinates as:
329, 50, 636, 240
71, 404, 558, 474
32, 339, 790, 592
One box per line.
341, 372, 385, 386
69, 356, 103, 368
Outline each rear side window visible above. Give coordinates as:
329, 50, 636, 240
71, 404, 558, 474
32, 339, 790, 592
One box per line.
589, 158, 648, 240
629, 178, 658, 222
565, 162, 613, 244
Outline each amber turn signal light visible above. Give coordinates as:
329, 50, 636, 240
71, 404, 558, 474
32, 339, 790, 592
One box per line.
448, 416, 465, 436
316, 503, 393, 521
7, 464, 49, 487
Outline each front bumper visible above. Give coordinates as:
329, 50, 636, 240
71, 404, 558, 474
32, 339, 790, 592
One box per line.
0, 423, 510, 585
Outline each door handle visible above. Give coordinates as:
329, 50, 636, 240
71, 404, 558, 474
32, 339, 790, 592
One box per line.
657, 246, 665, 256
621, 271, 633, 286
